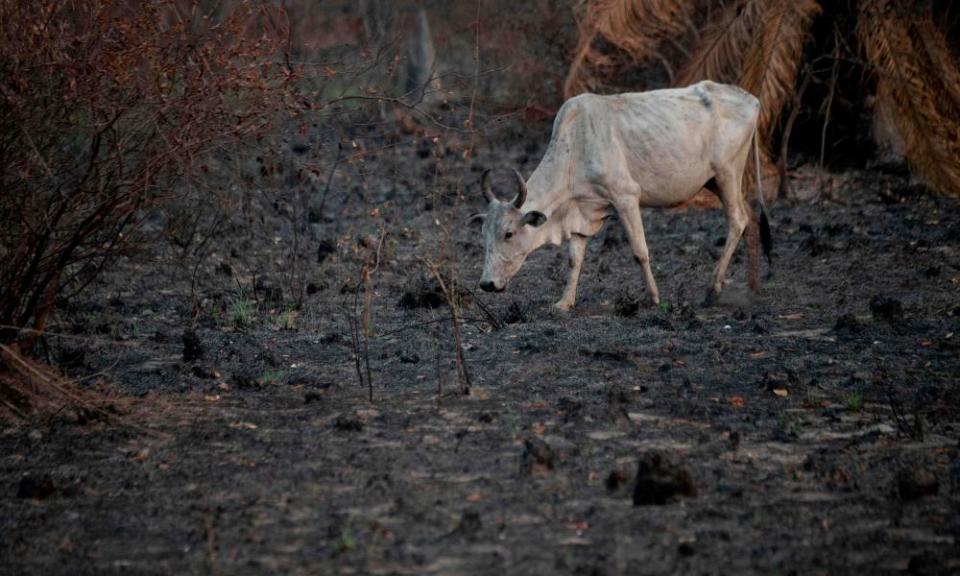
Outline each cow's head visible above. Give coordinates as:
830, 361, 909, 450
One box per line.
471, 169, 547, 292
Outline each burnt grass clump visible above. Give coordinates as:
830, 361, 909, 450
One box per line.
613, 290, 640, 317
1, 154, 959, 574
181, 329, 205, 363
633, 451, 697, 506
870, 294, 904, 321
397, 278, 448, 310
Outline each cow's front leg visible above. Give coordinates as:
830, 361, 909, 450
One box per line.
554, 234, 587, 312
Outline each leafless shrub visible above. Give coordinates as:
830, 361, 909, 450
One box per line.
0, 0, 299, 352
0, 0, 301, 416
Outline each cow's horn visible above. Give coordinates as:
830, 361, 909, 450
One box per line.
480, 169, 496, 204
512, 169, 527, 208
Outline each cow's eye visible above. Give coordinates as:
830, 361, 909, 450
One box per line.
504, 232, 513, 240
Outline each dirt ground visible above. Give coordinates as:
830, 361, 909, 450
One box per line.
2, 121, 960, 575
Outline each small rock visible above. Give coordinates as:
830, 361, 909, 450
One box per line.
476, 412, 495, 423
542, 435, 578, 461
907, 552, 941, 575
316, 239, 337, 264
556, 397, 584, 423
232, 371, 260, 390
604, 383, 633, 405
633, 451, 697, 506
870, 295, 903, 321
800, 233, 832, 257
614, 292, 640, 318
679, 303, 702, 329
897, 468, 939, 501
397, 279, 446, 310
648, 314, 675, 331
769, 426, 796, 443
582, 348, 632, 364
502, 301, 528, 324
334, 415, 364, 432
726, 430, 741, 450
834, 313, 863, 333
520, 437, 555, 475
760, 371, 792, 395
17, 474, 55, 500
451, 510, 482, 539
320, 332, 345, 345
259, 349, 280, 368
291, 141, 310, 155
182, 329, 205, 363
605, 470, 629, 492
191, 365, 220, 380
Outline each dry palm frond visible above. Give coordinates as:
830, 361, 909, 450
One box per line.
674, 0, 767, 87
674, 0, 820, 198
859, 0, 960, 197
673, 0, 773, 198
0, 343, 165, 436
564, 0, 697, 98
739, 0, 822, 151
912, 15, 960, 123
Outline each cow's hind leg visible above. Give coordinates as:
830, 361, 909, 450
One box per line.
707, 167, 750, 304
614, 199, 660, 305
555, 234, 587, 312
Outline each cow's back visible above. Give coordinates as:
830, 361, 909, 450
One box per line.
527, 81, 759, 210
579, 81, 758, 204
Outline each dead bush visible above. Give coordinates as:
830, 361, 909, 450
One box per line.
0, 0, 301, 417
0, 0, 299, 352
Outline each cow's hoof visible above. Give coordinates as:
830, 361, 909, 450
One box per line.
702, 289, 720, 308
553, 301, 574, 312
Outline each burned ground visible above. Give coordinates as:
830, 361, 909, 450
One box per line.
1, 127, 959, 575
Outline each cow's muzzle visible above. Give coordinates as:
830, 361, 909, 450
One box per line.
479, 280, 504, 293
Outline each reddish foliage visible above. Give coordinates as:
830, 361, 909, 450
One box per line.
0, 0, 301, 350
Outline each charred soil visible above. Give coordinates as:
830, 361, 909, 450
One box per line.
2, 134, 959, 574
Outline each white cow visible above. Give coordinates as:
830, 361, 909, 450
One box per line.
472, 80, 771, 311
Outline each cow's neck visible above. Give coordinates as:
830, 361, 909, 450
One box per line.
524, 156, 570, 213
523, 168, 576, 248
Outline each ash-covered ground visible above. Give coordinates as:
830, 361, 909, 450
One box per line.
2, 121, 959, 575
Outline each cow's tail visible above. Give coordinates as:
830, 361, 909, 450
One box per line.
753, 127, 772, 266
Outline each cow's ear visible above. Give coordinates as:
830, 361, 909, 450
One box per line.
521, 211, 546, 227
467, 213, 486, 226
